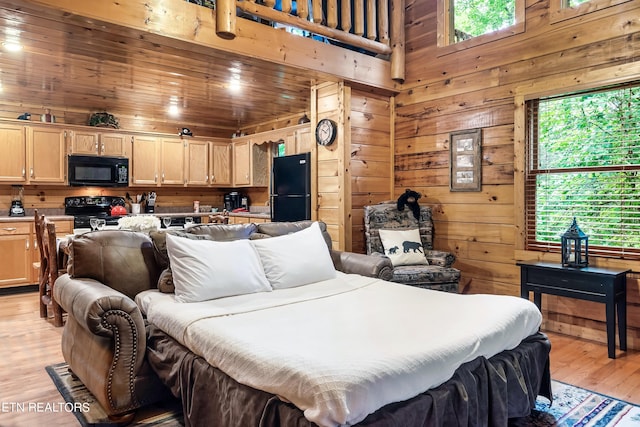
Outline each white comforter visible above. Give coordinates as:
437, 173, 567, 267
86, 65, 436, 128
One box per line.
137, 273, 542, 427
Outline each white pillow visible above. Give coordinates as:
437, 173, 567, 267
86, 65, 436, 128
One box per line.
166, 233, 271, 303
378, 228, 429, 267
251, 222, 336, 289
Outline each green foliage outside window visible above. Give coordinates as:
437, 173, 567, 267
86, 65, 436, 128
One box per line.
453, 0, 515, 41
531, 85, 640, 254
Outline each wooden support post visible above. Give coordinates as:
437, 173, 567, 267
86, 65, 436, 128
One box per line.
327, 0, 338, 28
298, 0, 309, 19
354, 0, 364, 36
216, 0, 237, 39
390, 0, 405, 82
281, 0, 292, 14
378, 0, 389, 45
341, 0, 352, 32
366, 0, 377, 40
312, 0, 322, 23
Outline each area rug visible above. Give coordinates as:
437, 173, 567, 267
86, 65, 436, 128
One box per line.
47, 362, 640, 426
45, 362, 183, 426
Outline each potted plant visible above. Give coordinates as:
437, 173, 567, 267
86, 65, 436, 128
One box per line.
89, 112, 120, 128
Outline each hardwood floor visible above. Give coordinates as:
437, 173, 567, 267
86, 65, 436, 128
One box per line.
1, 291, 640, 426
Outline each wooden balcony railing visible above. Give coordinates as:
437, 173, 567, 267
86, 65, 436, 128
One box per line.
204, 0, 405, 82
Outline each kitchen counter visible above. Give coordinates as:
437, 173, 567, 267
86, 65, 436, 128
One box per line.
0, 215, 74, 223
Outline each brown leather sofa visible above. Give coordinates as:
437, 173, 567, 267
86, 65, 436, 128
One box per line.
53, 221, 393, 422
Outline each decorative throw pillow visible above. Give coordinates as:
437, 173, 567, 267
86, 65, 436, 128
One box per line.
149, 230, 214, 293
378, 228, 428, 267
166, 233, 271, 303
250, 221, 336, 289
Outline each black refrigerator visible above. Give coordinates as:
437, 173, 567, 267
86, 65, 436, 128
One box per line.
271, 152, 311, 222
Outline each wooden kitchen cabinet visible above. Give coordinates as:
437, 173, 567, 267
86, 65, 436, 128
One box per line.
185, 139, 209, 186
132, 136, 186, 186
0, 123, 27, 183
160, 138, 185, 185
211, 141, 232, 186
27, 126, 66, 184
232, 138, 268, 187
69, 130, 130, 157
131, 135, 160, 186
0, 222, 33, 287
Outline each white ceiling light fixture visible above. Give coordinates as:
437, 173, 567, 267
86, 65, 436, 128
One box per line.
228, 64, 242, 93
168, 104, 180, 116
3, 28, 23, 52
168, 96, 180, 117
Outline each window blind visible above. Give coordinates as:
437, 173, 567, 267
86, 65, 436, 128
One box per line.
525, 84, 640, 259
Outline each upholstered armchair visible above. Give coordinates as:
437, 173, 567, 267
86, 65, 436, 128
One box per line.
364, 203, 461, 293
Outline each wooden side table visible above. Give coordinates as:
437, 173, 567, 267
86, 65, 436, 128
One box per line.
517, 261, 630, 359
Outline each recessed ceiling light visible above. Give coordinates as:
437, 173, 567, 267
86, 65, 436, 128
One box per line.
3, 41, 22, 52
168, 104, 180, 116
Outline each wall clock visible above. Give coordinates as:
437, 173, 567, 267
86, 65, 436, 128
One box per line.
315, 118, 338, 146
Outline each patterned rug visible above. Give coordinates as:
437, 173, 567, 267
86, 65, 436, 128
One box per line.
47, 362, 640, 426
45, 362, 183, 426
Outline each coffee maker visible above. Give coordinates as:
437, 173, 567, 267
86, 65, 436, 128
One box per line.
224, 191, 248, 211
9, 185, 25, 217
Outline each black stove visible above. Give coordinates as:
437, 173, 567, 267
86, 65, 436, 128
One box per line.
65, 196, 127, 229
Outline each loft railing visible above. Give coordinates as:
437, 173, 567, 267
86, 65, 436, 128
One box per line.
189, 0, 405, 82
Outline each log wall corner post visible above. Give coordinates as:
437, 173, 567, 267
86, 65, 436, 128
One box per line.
390, 0, 405, 83
216, 0, 237, 39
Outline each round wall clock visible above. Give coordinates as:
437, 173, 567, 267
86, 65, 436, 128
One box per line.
315, 118, 338, 146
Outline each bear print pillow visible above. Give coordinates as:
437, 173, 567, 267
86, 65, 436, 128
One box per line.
378, 228, 429, 267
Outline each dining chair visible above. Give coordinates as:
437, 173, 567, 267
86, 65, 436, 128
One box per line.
34, 210, 49, 318
209, 211, 230, 224
43, 218, 64, 326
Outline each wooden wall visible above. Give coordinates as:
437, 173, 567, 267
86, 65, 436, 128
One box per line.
314, 82, 347, 249
396, 0, 640, 348
350, 90, 394, 254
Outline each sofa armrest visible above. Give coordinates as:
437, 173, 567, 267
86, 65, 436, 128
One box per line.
54, 273, 146, 354
330, 250, 393, 281
425, 250, 456, 268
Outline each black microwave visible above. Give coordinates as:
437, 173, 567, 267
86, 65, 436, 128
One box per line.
68, 155, 129, 187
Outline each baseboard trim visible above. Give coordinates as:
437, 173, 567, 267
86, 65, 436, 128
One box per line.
0, 284, 38, 296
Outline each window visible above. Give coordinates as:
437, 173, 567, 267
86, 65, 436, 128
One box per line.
437, 0, 524, 49
452, 0, 515, 42
549, 0, 632, 23
525, 83, 640, 259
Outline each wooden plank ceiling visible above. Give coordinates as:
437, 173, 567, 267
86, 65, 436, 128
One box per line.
0, 1, 314, 133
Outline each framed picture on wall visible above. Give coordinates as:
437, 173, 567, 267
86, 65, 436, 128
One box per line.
449, 128, 482, 192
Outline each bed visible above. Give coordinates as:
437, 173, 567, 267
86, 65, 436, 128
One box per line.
136, 272, 551, 427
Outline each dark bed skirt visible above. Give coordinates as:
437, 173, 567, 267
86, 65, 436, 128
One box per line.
146, 324, 551, 427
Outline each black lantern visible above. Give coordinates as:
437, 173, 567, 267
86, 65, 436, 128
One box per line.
561, 217, 589, 268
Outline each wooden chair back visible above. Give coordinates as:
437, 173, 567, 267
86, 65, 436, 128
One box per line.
209, 211, 230, 224
34, 210, 49, 318
42, 218, 64, 327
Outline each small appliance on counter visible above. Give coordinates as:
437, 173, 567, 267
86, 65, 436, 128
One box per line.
224, 191, 248, 211
9, 185, 25, 217
145, 192, 157, 213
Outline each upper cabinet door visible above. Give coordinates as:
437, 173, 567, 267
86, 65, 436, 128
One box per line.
27, 126, 66, 184
0, 124, 26, 183
69, 130, 100, 155
131, 135, 159, 186
100, 133, 130, 157
160, 138, 185, 185
211, 142, 231, 186
186, 140, 210, 186
232, 139, 251, 186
